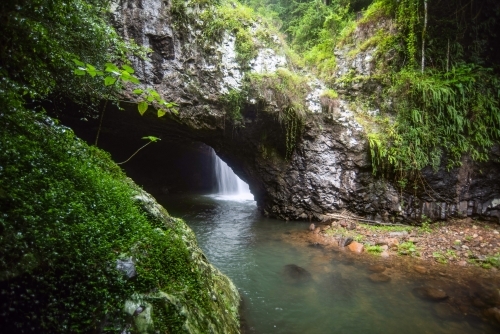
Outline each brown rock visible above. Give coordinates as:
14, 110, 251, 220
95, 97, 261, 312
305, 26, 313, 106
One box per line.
380, 251, 390, 258
414, 265, 428, 274
413, 287, 448, 301
369, 273, 391, 283
347, 241, 364, 253
457, 260, 467, 266
368, 264, 386, 273
386, 238, 399, 248
313, 227, 321, 234
483, 307, 500, 324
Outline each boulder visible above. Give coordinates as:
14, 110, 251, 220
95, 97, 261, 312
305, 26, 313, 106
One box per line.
412, 287, 448, 301
282, 264, 312, 283
368, 264, 386, 273
413, 265, 428, 274
347, 241, 364, 253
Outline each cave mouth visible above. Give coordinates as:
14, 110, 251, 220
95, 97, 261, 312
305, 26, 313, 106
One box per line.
56, 103, 254, 200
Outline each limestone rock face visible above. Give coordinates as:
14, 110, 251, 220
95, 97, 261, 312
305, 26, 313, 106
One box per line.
107, 0, 500, 223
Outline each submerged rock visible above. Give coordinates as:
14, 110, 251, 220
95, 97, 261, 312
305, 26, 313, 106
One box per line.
282, 264, 312, 284
368, 273, 391, 283
412, 287, 448, 301
413, 265, 428, 274
368, 264, 386, 273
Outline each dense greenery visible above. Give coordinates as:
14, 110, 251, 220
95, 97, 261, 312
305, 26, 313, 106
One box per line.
242, 0, 500, 179
0, 107, 240, 333
0, 0, 240, 332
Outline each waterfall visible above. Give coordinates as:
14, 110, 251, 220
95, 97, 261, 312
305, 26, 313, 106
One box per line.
212, 149, 253, 200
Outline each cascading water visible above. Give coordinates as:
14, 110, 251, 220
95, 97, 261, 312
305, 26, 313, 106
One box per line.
212, 149, 253, 200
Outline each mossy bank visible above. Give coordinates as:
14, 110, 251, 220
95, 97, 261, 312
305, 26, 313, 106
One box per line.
0, 109, 240, 333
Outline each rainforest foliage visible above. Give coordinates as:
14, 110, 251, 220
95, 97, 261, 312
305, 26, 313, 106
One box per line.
242, 0, 500, 178
0, 1, 241, 332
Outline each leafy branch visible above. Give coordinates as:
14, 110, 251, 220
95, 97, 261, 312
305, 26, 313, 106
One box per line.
72, 59, 179, 117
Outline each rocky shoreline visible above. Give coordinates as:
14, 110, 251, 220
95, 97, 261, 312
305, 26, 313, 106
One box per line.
305, 217, 500, 269
282, 218, 500, 327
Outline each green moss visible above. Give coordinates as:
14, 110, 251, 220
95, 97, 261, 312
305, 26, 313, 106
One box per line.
320, 89, 338, 99
365, 245, 383, 254
247, 69, 310, 158
220, 89, 246, 122
0, 108, 240, 333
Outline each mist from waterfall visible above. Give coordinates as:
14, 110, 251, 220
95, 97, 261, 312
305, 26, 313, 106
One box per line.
211, 149, 253, 201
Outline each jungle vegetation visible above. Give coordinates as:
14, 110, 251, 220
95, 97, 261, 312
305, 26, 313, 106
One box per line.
242, 0, 500, 181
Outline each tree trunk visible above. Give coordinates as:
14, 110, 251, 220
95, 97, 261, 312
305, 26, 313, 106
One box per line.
421, 0, 428, 73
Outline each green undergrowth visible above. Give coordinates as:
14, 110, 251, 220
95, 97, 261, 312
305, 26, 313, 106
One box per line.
247, 69, 310, 158
0, 108, 239, 333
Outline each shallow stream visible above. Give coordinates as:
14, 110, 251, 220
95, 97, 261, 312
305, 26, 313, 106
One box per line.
157, 193, 498, 333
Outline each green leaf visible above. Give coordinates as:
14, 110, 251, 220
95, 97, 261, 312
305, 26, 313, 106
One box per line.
86, 64, 96, 71
129, 76, 140, 84
87, 70, 97, 78
104, 76, 117, 86
171, 108, 179, 115
105, 63, 120, 73
166, 102, 179, 108
133, 89, 144, 95
147, 95, 155, 102
74, 69, 86, 76
142, 136, 161, 142
122, 64, 135, 74
121, 70, 131, 78
158, 109, 166, 117
72, 58, 85, 66
138, 101, 148, 115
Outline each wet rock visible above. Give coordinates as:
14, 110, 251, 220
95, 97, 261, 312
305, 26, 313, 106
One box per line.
368, 264, 386, 273
106, 0, 500, 225
389, 231, 408, 237
433, 303, 460, 320
116, 257, 136, 278
469, 282, 500, 307
309, 223, 315, 231
412, 287, 448, 301
413, 265, 428, 274
347, 241, 364, 253
339, 237, 353, 247
282, 264, 312, 284
483, 307, 500, 324
368, 273, 391, 283
386, 238, 399, 248
308, 242, 324, 249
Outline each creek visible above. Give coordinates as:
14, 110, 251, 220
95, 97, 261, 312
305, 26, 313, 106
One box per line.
150, 154, 498, 333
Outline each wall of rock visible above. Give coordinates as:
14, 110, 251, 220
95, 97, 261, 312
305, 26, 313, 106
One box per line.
104, 0, 500, 224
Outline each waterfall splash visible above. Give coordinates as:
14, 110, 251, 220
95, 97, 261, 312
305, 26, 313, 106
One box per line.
212, 149, 253, 201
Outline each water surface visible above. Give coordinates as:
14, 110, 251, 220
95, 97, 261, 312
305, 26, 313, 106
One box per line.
159, 194, 497, 333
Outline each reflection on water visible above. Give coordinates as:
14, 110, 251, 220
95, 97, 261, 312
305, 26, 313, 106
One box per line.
158, 194, 498, 334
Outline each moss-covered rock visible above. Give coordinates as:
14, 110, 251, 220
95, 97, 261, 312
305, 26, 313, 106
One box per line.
0, 109, 240, 333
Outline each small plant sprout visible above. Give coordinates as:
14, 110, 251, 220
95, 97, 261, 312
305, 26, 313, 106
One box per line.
117, 136, 161, 165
